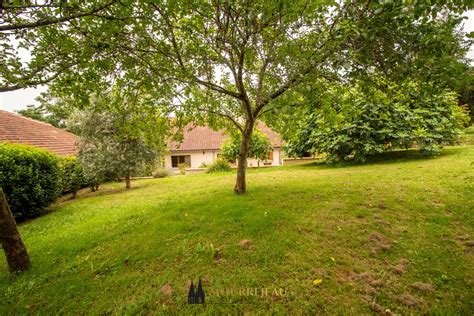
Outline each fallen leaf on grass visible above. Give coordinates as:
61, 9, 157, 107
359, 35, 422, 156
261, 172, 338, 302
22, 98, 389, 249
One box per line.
313, 279, 323, 286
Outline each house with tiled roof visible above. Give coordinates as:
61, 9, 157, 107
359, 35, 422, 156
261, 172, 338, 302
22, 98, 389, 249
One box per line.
164, 122, 284, 169
0, 109, 284, 167
0, 110, 77, 156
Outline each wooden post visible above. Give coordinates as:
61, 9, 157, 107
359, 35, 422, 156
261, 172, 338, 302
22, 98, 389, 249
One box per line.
0, 188, 31, 273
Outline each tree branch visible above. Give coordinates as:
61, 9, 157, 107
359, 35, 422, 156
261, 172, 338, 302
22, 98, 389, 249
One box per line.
0, 0, 118, 32
196, 107, 244, 132
194, 78, 244, 100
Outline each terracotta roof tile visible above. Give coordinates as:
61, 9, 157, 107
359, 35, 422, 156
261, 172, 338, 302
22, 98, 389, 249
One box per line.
169, 121, 282, 152
0, 110, 77, 156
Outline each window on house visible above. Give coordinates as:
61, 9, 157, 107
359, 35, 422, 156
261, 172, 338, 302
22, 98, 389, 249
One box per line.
171, 155, 191, 168
267, 151, 273, 161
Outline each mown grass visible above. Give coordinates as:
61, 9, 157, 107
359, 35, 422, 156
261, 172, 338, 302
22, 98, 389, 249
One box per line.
1, 129, 473, 314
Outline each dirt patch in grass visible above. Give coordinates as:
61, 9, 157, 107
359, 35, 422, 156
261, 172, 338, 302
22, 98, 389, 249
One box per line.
367, 301, 393, 315
370, 279, 384, 287
396, 293, 419, 307
369, 232, 392, 255
160, 284, 173, 297
351, 271, 375, 283
310, 268, 329, 278
238, 239, 253, 249
388, 258, 409, 275
410, 282, 434, 292
374, 214, 391, 228
213, 249, 222, 262
377, 203, 388, 210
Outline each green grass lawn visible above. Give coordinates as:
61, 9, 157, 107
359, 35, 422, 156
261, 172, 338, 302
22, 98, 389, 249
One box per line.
1, 130, 473, 314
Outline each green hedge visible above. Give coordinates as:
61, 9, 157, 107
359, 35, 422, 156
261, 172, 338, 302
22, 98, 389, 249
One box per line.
60, 156, 87, 199
0, 143, 62, 220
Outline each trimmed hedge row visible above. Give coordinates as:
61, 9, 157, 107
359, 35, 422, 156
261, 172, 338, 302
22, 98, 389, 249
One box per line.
0, 143, 62, 220
0, 144, 88, 220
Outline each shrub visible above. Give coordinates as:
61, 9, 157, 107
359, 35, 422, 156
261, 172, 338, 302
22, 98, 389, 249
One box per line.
221, 130, 273, 164
178, 162, 187, 175
68, 106, 166, 189
0, 144, 61, 220
206, 159, 232, 173
285, 82, 469, 162
138, 161, 156, 177
153, 167, 170, 178
60, 156, 87, 199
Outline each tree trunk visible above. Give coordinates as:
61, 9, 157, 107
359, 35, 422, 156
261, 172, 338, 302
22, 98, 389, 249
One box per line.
125, 173, 131, 189
234, 120, 254, 194
0, 189, 31, 273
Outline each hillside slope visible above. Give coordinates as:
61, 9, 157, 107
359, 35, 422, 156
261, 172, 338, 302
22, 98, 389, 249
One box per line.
1, 130, 473, 314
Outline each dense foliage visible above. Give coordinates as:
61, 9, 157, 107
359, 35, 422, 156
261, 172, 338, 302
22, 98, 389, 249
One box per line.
67, 96, 168, 189
285, 82, 469, 162
456, 66, 474, 123
206, 159, 232, 173
59, 156, 87, 199
16, 92, 75, 128
17, 105, 62, 128
0, 1, 118, 92
221, 131, 273, 165
0, 144, 61, 220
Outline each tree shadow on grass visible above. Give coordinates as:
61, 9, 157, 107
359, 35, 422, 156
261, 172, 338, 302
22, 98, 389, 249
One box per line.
47, 183, 138, 211
292, 147, 466, 170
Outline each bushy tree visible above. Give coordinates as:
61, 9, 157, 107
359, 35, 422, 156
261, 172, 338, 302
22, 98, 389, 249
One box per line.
221, 131, 273, 167
285, 81, 469, 162
67, 94, 168, 189
59, 157, 87, 199
456, 66, 474, 123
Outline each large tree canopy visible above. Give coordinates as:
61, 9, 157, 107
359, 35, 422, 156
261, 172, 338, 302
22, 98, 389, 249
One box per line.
0, 0, 123, 92
3, 0, 472, 193
283, 79, 470, 162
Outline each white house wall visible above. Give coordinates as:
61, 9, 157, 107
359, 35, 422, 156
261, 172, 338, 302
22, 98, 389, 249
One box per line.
164, 148, 283, 169
164, 150, 219, 169
246, 148, 281, 167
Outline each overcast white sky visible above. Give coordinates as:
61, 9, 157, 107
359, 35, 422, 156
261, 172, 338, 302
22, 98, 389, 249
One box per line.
1, 10, 473, 113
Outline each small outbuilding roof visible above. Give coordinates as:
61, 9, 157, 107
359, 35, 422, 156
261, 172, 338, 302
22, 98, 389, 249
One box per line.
0, 110, 77, 156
